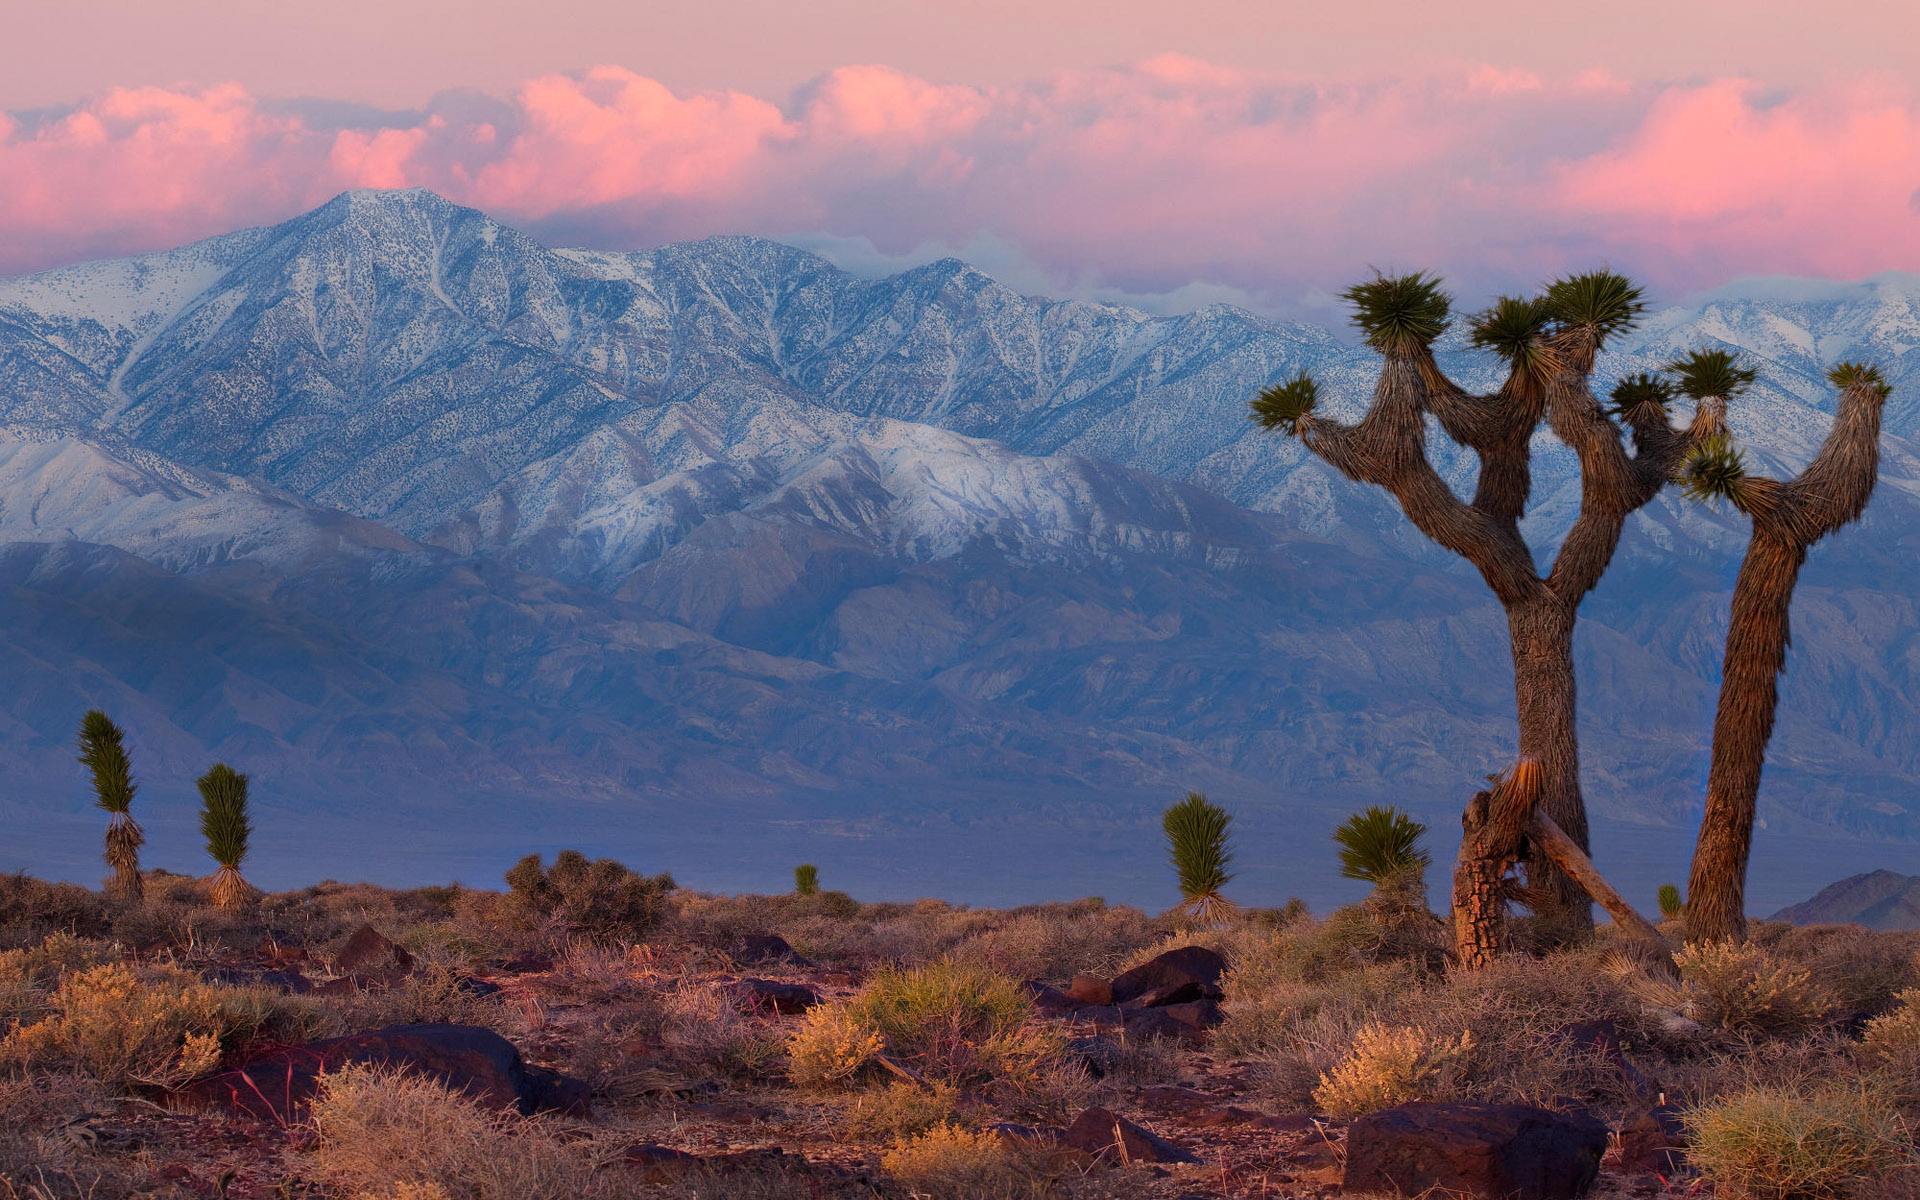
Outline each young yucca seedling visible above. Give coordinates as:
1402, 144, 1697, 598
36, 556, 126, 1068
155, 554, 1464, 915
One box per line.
1334, 806, 1431, 888
197, 763, 259, 910
77, 709, 144, 902
1163, 791, 1236, 920
795, 863, 820, 897
1658, 884, 1685, 920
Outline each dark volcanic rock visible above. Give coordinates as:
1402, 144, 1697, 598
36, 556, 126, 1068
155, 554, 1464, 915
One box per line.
1066, 1035, 1124, 1077
1547, 1019, 1654, 1098
733, 978, 821, 1015
497, 950, 556, 974
1066, 975, 1114, 1006
334, 924, 415, 974
1062, 1106, 1201, 1164
728, 933, 813, 966
1616, 1105, 1688, 1176
1343, 1103, 1608, 1200
1023, 980, 1082, 1017
176, 1023, 590, 1121
1110, 947, 1226, 1005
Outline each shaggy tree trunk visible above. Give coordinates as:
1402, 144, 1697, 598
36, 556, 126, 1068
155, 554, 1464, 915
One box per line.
1685, 375, 1886, 944
1509, 599, 1589, 924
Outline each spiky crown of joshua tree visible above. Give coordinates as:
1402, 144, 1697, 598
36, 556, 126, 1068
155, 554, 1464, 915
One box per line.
1163, 791, 1236, 919
198, 763, 258, 909
1333, 806, 1430, 886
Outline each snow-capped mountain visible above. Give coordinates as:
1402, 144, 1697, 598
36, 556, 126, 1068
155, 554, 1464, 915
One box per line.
2, 188, 1916, 900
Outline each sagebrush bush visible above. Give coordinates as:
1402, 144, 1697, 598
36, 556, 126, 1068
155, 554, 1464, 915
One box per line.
843, 1079, 963, 1140
882, 1125, 1051, 1200
787, 1003, 887, 1089
848, 960, 1053, 1085
1684, 1085, 1914, 1200
505, 850, 674, 942
0, 961, 268, 1088
1312, 1022, 1474, 1118
1861, 987, 1920, 1071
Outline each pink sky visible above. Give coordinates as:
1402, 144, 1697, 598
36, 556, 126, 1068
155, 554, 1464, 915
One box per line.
3, 1, 1917, 313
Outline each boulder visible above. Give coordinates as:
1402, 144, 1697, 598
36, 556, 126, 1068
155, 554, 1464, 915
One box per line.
1109, 947, 1225, 1005
1547, 1019, 1654, 1097
733, 978, 820, 1015
1062, 1106, 1201, 1164
1343, 1103, 1608, 1200
1615, 1105, 1688, 1176
497, 950, 555, 974
1065, 975, 1114, 1006
1065, 1035, 1124, 1077
1121, 1002, 1219, 1046
1022, 980, 1083, 1018
728, 933, 813, 966
175, 1023, 591, 1122
334, 925, 414, 974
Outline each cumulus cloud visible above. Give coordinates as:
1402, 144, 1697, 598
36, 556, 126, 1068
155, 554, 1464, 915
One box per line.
1, 62, 1916, 312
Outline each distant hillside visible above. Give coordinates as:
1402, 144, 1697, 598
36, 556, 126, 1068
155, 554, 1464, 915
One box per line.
1771, 869, 1920, 931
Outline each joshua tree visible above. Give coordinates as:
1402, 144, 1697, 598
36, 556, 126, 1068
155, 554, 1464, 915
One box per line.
1677, 360, 1889, 945
1657, 884, 1685, 921
795, 864, 820, 896
1253, 271, 1714, 950
197, 763, 260, 909
77, 710, 144, 902
1163, 792, 1236, 919
1334, 805, 1431, 891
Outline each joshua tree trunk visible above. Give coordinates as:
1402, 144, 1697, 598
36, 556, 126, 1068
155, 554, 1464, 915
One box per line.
1255, 272, 1709, 958
1684, 368, 1887, 944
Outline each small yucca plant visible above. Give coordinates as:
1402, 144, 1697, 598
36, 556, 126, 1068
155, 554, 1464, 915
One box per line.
1163, 791, 1236, 920
78, 710, 144, 902
1334, 806, 1431, 888
795, 863, 820, 896
1658, 884, 1685, 920
197, 763, 259, 910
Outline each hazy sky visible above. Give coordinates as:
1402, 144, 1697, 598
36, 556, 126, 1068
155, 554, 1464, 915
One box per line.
3, 0, 1917, 314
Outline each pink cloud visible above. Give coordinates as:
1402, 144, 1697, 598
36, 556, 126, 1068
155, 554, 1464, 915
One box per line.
1, 64, 1916, 308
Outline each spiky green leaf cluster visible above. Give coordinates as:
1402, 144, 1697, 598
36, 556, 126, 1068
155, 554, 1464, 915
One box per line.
1608, 373, 1677, 421
795, 863, 820, 896
1340, 272, 1452, 351
1250, 371, 1319, 432
1542, 271, 1646, 347
1667, 349, 1758, 400
197, 762, 252, 869
1679, 433, 1749, 507
1468, 296, 1555, 374
1163, 791, 1235, 905
76, 709, 137, 816
1657, 883, 1685, 920
1829, 361, 1892, 399
1333, 805, 1430, 885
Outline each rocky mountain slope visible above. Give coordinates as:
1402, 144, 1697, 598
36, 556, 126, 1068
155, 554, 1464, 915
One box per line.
1772, 870, 1920, 931
2, 188, 1916, 897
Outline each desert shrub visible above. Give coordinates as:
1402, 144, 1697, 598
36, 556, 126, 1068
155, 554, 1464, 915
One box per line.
787, 1003, 886, 1089
0, 961, 268, 1088
882, 1125, 1052, 1200
1684, 1084, 1914, 1200
659, 975, 783, 1079
1861, 987, 1920, 1072
505, 850, 674, 943
1676, 941, 1835, 1035
0, 1071, 133, 1198
309, 1064, 605, 1200
0, 876, 109, 946
950, 905, 1159, 982
1779, 930, 1920, 1015
849, 960, 1054, 1085
844, 1079, 963, 1140
1312, 1022, 1474, 1118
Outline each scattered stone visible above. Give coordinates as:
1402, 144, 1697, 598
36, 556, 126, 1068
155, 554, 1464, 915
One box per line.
1616, 1105, 1688, 1176
1109, 947, 1226, 1005
1156, 998, 1224, 1033
176, 1023, 590, 1122
729, 933, 812, 966
1128, 980, 1208, 1008
1343, 1103, 1608, 1200
1062, 1106, 1201, 1165
1065, 1034, 1124, 1077
1065, 974, 1114, 1006
334, 924, 414, 974
989, 1122, 1068, 1147
1122, 1006, 1213, 1046
454, 974, 504, 998
1022, 980, 1082, 1017
1549, 1019, 1654, 1096
733, 978, 820, 1015
201, 966, 312, 994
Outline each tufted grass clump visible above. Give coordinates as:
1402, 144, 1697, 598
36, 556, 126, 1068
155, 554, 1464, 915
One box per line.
1683, 1084, 1914, 1200
791, 960, 1053, 1088
1675, 940, 1835, 1036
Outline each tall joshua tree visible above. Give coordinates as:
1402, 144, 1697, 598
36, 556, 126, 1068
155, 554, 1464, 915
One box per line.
78, 710, 144, 901
198, 763, 260, 909
1252, 271, 1712, 949
1677, 358, 1889, 945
